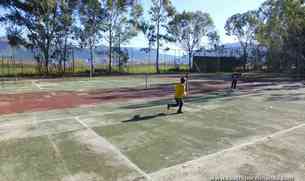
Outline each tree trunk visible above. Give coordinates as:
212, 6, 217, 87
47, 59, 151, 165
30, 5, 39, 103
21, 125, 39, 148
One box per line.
59, 59, 62, 73
45, 58, 49, 75
44, 50, 49, 75
188, 51, 192, 72
72, 47, 75, 73
243, 48, 247, 72
44, 40, 51, 75
63, 37, 67, 74
295, 45, 299, 74
254, 47, 258, 71
118, 34, 122, 73
156, 35, 160, 73
156, 0, 161, 74
34, 54, 41, 74
108, 26, 112, 74
89, 44, 94, 78
63, 59, 66, 74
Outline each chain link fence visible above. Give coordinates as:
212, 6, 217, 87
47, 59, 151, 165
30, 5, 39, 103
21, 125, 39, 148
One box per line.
0, 48, 191, 77
0, 46, 264, 77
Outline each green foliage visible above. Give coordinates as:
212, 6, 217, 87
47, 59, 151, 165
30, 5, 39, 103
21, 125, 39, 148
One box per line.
208, 31, 221, 50
225, 10, 259, 70
168, 10, 214, 70
256, 0, 305, 72
0, 0, 78, 74
141, 0, 176, 73
77, 0, 104, 48
103, 0, 143, 73
0, 0, 222, 75
76, 0, 105, 76
225, 11, 259, 43
168, 11, 214, 50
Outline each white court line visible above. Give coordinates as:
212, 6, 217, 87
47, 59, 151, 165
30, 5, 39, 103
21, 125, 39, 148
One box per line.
47, 135, 76, 181
33, 113, 75, 181
0, 105, 166, 130
75, 116, 153, 181
151, 122, 305, 176
32, 80, 43, 90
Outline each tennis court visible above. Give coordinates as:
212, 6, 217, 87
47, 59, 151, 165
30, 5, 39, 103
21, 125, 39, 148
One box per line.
0, 74, 304, 181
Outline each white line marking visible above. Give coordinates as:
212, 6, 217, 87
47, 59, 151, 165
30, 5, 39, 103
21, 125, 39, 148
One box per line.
0, 105, 167, 130
75, 116, 153, 181
151, 122, 305, 176
33, 113, 75, 181
48, 135, 76, 181
32, 80, 43, 90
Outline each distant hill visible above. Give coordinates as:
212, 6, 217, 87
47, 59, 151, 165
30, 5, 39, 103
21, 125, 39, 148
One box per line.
0, 38, 9, 50
0, 39, 187, 64
0, 39, 36, 60
0, 38, 247, 64
223, 42, 241, 49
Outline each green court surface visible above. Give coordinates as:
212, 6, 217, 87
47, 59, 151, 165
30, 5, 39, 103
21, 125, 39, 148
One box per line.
0, 75, 305, 181
0, 75, 175, 94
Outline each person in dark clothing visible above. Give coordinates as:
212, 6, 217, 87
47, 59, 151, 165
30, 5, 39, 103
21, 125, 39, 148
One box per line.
231, 72, 241, 89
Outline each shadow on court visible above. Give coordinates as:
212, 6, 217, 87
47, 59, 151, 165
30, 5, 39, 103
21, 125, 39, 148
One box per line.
120, 91, 238, 110
122, 112, 177, 123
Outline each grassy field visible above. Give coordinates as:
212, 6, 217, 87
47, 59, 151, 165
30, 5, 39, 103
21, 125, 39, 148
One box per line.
0, 75, 176, 94
0, 60, 189, 77
0, 74, 304, 181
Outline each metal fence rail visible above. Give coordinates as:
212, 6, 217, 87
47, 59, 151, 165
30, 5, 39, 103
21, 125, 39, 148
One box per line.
0, 48, 190, 77
1, 46, 261, 77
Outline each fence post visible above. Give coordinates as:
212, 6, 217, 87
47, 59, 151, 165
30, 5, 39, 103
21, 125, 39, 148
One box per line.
7, 57, 10, 76
13, 57, 15, 77
21, 59, 23, 76
1, 56, 3, 77
145, 73, 148, 89
72, 48, 75, 74
14, 58, 17, 81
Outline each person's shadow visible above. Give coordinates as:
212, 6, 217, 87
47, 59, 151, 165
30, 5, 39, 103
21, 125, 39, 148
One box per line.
122, 112, 177, 123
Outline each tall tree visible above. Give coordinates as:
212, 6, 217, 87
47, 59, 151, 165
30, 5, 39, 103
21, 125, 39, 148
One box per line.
77, 0, 105, 78
208, 31, 222, 71
0, 0, 78, 75
53, 0, 77, 74
112, 3, 143, 73
139, 20, 155, 51
256, 0, 305, 72
168, 11, 214, 71
256, 0, 287, 71
147, 0, 176, 73
225, 10, 259, 71
208, 31, 220, 51
103, 0, 141, 73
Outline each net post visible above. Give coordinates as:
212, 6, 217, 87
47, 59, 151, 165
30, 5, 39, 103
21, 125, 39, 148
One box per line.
1, 56, 3, 76
7, 56, 10, 76
145, 73, 148, 89
185, 72, 190, 95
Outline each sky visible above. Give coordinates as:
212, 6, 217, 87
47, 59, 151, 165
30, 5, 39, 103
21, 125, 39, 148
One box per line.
0, 0, 266, 48
131, 0, 266, 48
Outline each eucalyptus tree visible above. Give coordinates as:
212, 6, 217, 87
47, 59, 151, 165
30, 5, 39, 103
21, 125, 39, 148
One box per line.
208, 31, 221, 51
225, 10, 259, 71
103, 0, 142, 73
0, 0, 79, 74
256, 0, 287, 71
208, 31, 222, 71
146, 0, 176, 73
168, 11, 214, 70
53, 0, 77, 73
256, 0, 305, 72
77, 0, 105, 78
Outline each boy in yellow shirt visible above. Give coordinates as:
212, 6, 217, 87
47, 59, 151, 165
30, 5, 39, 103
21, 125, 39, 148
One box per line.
167, 77, 187, 114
